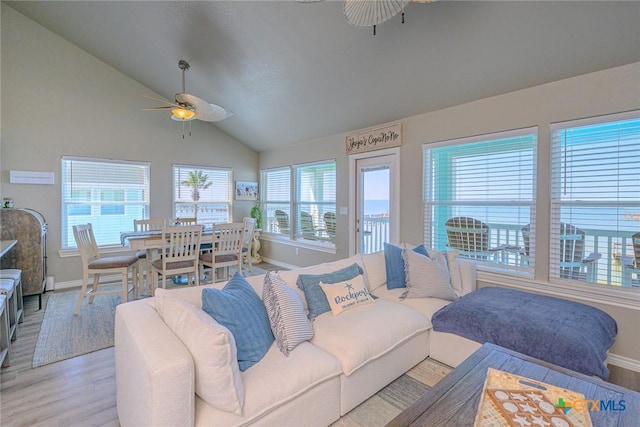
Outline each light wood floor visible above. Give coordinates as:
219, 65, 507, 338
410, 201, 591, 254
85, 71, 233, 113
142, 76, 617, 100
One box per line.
2, 288, 639, 426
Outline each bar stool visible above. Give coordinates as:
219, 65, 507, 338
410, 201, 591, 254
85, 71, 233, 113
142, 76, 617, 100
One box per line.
0, 294, 10, 367
0, 279, 17, 341
0, 269, 23, 323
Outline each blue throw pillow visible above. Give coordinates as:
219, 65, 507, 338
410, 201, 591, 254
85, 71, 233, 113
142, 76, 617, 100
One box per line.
297, 263, 363, 320
384, 243, 430, 289
202, 272, 274, 371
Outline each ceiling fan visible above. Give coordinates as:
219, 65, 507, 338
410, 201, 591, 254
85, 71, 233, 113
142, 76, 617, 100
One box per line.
143, 60, 233, 125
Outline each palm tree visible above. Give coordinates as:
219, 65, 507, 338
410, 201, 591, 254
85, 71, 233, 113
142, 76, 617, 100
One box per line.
181, 170, 212, 201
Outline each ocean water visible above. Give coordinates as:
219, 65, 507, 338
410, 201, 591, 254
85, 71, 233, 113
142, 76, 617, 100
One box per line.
364, 200, 389, 216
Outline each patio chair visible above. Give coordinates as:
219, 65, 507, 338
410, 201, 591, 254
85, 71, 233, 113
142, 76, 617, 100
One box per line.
445, 217, 491, 260
620, 231, 640, 287
300, 211, 319, 239
521, 223, 601, 281
323, 211, 336, 240
274, 210, 290, 234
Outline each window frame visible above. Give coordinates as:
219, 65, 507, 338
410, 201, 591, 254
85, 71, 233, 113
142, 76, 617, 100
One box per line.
172, 164, 233, 226
60, 156, 150, 251
260, 159, 337, 252
422, 127, 537, 277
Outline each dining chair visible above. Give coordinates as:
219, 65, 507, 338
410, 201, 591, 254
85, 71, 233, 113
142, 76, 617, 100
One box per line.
133, 218, 164, 295
240, 217, 256, 273
274, 210, 290, 234
73, 223, 139, 315
149, 225, 203, 291
167, 217, 198, 226
200, 223, 245, 283
323, 211, 336, 240
445, 217, 491, 260
620, 231, 640, 287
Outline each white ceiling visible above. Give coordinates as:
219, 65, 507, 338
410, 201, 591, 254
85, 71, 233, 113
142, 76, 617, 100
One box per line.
5, 1, 640, 152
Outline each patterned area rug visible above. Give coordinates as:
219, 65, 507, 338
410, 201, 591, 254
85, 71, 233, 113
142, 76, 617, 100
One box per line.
32, 264, 273, 367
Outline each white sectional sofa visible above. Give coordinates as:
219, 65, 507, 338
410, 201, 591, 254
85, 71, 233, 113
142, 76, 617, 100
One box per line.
115, 249, 479, 427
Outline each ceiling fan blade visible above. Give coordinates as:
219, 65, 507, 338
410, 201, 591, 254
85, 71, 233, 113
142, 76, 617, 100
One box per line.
142, 94, 180, 108
141, 106, 173, 110
175, 92, 233, 122
196, 104, 234, 122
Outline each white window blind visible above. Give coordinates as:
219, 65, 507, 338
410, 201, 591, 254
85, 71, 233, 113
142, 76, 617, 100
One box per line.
550, 111, 640, 286
423, 128, 537, 274
173, 165, 232, 225
61, 156, 150, 248
295, 161, 337, 242
261, 167, 291, 235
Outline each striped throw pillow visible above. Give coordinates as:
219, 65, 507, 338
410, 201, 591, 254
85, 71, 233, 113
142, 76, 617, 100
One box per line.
403, 248, 458, 301
263, 272, 314, 356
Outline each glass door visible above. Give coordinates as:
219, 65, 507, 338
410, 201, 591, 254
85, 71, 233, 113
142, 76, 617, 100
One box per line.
355, 154, 397, 254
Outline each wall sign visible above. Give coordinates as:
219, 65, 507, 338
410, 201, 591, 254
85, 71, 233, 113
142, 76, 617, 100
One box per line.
10, 170, 55, 185
345, 122, 402, 155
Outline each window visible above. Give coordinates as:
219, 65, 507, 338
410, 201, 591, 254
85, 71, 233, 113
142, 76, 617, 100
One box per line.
550, 111, 640, 287
261, 167, 291, 236
173, 165, 232, 225
423, 128, 537, 274
61, 157, 150, 248
260, 160, 337, 244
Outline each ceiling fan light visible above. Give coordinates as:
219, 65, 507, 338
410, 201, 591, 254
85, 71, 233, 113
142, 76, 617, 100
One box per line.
171, 107, 195, 120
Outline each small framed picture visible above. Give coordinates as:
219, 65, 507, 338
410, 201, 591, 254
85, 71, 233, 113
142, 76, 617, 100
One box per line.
235, 181, 258, 201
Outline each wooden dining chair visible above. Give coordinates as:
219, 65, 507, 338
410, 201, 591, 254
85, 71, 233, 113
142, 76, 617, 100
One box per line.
133, 219, 164, 295
241, 217, 256, 273
200, 223, 245, 283
73, 223, 139, 315
149, 225, 203, 291
167, 217, 198, 226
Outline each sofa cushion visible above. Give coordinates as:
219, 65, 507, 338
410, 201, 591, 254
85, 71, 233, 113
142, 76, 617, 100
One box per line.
262, 272, 314, 356
403, 248, 458, 301
154, 289, 244, 414
320, 274, 375, 316
194, 342, 342, 426
202, 273, 274, 371
310, 299, 429, 375
384, 243, 431, 289
362, 251, 386, 292
297, 263, 364, 320
373, 286, 452, 328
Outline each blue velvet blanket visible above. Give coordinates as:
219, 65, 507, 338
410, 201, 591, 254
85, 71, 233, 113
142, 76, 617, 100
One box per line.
431, 287, 617, 379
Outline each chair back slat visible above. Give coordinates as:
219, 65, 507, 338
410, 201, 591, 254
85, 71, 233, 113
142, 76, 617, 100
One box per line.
73, 223, 100, 262
134, 219, 164, 232
214, 223, 245, 256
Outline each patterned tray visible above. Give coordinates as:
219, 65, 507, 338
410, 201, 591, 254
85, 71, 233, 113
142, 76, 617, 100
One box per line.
473, 368, 593, 427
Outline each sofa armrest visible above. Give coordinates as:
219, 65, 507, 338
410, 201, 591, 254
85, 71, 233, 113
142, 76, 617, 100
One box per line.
115, 300, 195, 427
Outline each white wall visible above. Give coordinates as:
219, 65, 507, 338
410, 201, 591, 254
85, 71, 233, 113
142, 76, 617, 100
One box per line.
259, 62, 640, 362
1, 5, 258, 283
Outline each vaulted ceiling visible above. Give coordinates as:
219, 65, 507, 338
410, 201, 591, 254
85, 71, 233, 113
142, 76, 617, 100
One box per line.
5, 1, 640, 152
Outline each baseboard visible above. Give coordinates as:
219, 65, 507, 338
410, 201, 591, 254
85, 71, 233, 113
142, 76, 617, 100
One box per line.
607, 353, 640, 373
261, 257, 300, 271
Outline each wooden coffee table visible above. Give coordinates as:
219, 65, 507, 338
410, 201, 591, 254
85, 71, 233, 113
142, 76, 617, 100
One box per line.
388, 343, 639, 427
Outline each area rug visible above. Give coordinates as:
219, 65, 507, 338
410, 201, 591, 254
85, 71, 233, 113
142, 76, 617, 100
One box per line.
32, 264, 273, 367
32, 286, 122, 367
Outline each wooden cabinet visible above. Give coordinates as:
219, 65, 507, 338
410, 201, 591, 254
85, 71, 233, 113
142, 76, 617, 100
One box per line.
0, 208, 47, 309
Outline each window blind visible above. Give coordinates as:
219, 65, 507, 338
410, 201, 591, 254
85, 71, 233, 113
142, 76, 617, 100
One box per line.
550, 111, 640, 286
260, 167, 291, 235
423, 128, 537, 274
173, 165, 232, 225
61, 156, 150, 248
295, 161, 337, 242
